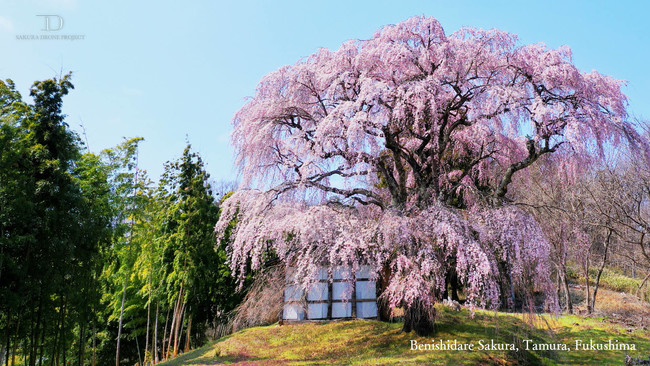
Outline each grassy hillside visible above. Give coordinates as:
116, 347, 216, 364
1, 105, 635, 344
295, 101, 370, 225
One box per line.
159, 304, 649, 365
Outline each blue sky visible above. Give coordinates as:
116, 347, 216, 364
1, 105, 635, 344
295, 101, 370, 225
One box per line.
1, 0, 648, 183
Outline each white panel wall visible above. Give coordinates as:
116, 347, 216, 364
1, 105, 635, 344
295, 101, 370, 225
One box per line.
307, 283, 328, 301
283, 304, 305, 320
283, 266, 377, 320
308, 303, 328, 319
284, 284, 303, 302
332, 282, 352, 300
356, 302, 378, 318
332, 302, 352, 318
355, 281, 376, 300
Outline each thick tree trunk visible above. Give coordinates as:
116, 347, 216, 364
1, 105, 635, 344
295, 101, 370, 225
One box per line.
448, 270, 460, 302
496, 260, 514, 310
402, 300, 435, 336
377, 263, 392, 321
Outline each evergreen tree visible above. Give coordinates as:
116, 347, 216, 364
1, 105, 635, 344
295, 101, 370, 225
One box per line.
156, 144, 240, 358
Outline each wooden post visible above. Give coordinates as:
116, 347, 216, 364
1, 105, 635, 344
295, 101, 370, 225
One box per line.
327, 271, 333, 320
351, 273, 357, 318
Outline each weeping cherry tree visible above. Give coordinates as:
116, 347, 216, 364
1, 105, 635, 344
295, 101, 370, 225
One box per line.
216, 16, 639, 335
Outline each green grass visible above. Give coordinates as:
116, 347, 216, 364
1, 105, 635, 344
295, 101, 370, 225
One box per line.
158, 306, 650, 365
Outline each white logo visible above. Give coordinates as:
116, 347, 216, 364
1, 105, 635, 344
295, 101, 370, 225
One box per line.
37, 15, 64, 31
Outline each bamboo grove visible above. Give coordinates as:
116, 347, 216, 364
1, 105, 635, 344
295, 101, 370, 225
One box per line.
0, 76, 242, 366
